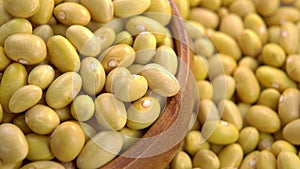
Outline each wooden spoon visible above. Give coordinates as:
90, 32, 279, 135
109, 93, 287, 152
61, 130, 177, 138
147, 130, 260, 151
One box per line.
100, 0, 197, 168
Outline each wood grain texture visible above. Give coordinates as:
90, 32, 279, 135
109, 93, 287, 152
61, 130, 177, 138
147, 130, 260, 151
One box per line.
100, 0, 196, 168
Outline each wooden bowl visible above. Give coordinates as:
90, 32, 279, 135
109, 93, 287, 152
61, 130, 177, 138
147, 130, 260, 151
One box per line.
100, 0, 197, 168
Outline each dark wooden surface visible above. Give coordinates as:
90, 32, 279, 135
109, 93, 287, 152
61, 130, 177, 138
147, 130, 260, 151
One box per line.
100, 0, 196, 168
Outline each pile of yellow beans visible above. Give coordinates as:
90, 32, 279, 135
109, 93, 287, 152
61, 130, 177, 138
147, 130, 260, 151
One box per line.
169, 0, 300, 169
2, 0, 300, 168
0, 0, 185, 168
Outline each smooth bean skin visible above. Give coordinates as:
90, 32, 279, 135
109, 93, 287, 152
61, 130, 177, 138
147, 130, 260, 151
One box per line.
198, 99, 220, 124
94, 27, 116, 51
286, 54, 300, 82
217, 53, 237, 76
127, 96, 161, 130
200, 0, 221, 11
115, 30, 133, 45
173, 0, 190, 19
76, 131, 123, 168
94, 93, 127, 130
0, 46, 11, 71
218, 99, 243, 130
45, 72, 82, 109
189, 8, 219, 29
201, 120, 239, 145
25, 104, 60, 135
257, 132, 274, 151
192, 149, 220, 169
279, 21, 299, 55
106, 67, 148, 102
70, 95, 95, 122
0, 18, 32, 46
50, 121, 85, 162
212, 75, 236, 103
218, 143, 244, 168
238, 127, 259, 154
125, 16, 167, 43
66, 25, 101, 57
278, 88, 300, 125
113, 0, 150, 17
51, 24, 68, 36
99, 44, 135, 72
154, 45, 178, 75
81, 0, 113, 23
268, 26, 281, 43
80, 57, 106, 95
257, 150, 277, 169
194, 37, 215, 57
74, 121, 97, 143
184, 20, 205, 39
238, 56, 259, 71
234, 66, 260, 104
208, 54, 224, 79
277, 151, 300, 169
208, 31, 242, 60
133, 31, 156, 64
55, 107, 73, 122
0, 63, 27, 113
9, 85, 42, 113
0, 123, 28, 164
30, 0, 54, 24
54, 2, 91, 26
228, 0, 256, 17
246, 105, 281, 133
256, 66, 297, 92
28, 65, 55, 90
244, 13, 268, 44
4, 33, 47, 65
197, 80, 213, 100
144, 0, 172, 26
261, 43, 286, 67
194, 55, 209, 80
0, 2, 12, 26
239, 151, 260, 169
257, 88, 280, 110
26, 133, 54, 161
237, 29, 262, 57
3, 0, 40, 18
139, 64, 179, 97
184, 130, 210, 156
47, 35, 81, 72
0, 161, 22, 169
254, 0, 280, 16
270, 140, 297, 157
283, 119, 300, 145
264, 7, 300, 26
171, 151, 193, 169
